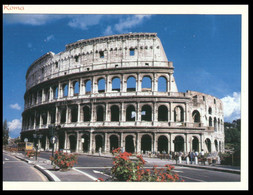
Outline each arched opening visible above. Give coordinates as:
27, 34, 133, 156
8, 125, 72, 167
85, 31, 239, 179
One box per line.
82, 134, 90, 153
141, 105, 152, 121
69, 135, 76, 152
158, 76, 167, 92
112, 77, 120, 92
58, 132, 65, 150
70, 105, 78, 122
73, 81, 79, 96
127, 76, 136, 92
60, 108, 66, 124
214, 140, 218, 152
85, 80, 91, 94
192, 110, 201, 123
95, 135, 103, 152
174, 106, 184, 122
141, 76, 152, 91
83, 106, 91, 122
158, 135, 168, 153
158, 105, 168, 121
110, 135, 119, 152
96, 106, 104, 122
98, 78, 105, 93
205, 138, 211, 153
63, 84, 68, 97
141, 134, 152, 153
208, 107, 212, 115
209, 117, 212, 127
174, 136, 184, 152
192, 136, 199, 152
126, 105, 136, 121
125, 135, 135, 153
214, 117, 217, 131
53, 86, 58, 99
111, 105, 120, 121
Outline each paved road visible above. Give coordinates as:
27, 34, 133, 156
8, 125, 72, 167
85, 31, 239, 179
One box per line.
3, 153, 48, 181
37, 151, 240, 182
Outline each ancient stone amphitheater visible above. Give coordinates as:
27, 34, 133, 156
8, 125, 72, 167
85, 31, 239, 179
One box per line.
21, 32, 224, 155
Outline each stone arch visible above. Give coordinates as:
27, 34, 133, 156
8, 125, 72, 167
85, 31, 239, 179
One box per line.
158, 105, 168, 121
126, 76, 136, 92
95, 134, 103, 152
192, 136, 199, 152
126, 104, 136, 121
96, 105, 105, 122
158, 76, 167, 92
82, 105, 91, 122
158, 135, 168, 153
85, 79, 92, 94
81, 134, 90, 153
174, 106, 184, 122
97, 77, 105, 93
125, 135, 135, 153
141, 75, 152, 91
111, 77, 121, 92
109, 135, 119, 152
174, 135, 184, 152
141, 134, 152, 153
68, 134, 76, 152
205, 138, 211, 153
141, 104, 152, 121
111, 105, 120, 121
192, 110, 201, 123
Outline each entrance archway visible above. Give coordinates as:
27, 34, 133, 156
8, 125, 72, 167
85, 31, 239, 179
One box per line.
125, 135, 135, 153
69, 135, 76, 152
192, 136, 199, 152
82, 134, 90, 153
141, 134, 152, 153
158, 135, 168, 153
95, 135, 103, 152
110, 135, 119, 152
174, 136, 184, 152
205, 138, 211, 153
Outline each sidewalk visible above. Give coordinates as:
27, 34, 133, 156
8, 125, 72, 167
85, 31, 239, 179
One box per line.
5, 151, 98, 182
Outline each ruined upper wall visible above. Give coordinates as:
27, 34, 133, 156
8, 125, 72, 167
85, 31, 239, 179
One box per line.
26, 32, 173, 90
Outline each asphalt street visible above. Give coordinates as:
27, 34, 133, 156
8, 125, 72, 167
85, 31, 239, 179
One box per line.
37, 151, 240, 182
3, 153, 48, 182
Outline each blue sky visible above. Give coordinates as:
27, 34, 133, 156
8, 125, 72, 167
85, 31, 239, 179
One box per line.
3, 14, 241, 138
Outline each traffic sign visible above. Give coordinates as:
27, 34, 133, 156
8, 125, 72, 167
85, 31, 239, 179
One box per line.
50, 136, 57, 144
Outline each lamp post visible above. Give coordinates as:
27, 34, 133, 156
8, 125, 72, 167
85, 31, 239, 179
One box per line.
33, 132, 43, 161
48, 124, 61, 164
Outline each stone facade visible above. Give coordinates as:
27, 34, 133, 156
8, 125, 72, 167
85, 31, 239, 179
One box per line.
21, 32, 225, 154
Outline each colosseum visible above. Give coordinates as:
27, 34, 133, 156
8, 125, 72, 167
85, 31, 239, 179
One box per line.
21, 32, 225, 155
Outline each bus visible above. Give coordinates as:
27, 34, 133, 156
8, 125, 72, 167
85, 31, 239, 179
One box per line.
18, 142, 34, 151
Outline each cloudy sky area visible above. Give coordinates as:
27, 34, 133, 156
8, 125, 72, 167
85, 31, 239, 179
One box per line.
3, 14, 241, 138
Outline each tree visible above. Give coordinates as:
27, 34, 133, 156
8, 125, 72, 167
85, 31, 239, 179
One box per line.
3, 119, 9, 145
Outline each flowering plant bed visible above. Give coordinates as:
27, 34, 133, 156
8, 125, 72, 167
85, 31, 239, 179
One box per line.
50, 151, 78, 171
25, 150, 36, 158
111, 148, 184, 182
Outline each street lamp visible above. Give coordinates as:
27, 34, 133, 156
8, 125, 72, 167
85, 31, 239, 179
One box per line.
48, 124, 61, 164
33, 132, 43, 161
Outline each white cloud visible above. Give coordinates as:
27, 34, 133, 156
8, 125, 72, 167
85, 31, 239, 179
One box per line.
44, 34, 55, 42
8, 119, 22, 132
114, 15, 151, 33
67, 15, 104, 30
104, 26, 113, 36
4, 14, 64, 26
10, 103, 21, 110
221, 92, 241, 122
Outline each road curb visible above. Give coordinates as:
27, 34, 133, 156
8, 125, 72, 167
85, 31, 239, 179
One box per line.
173, 163, 240, 174
34, 164, 61, 182
14, 154, 61, 181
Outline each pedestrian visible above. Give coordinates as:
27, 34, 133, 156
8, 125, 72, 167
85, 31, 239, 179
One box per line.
190, 151, 194, 164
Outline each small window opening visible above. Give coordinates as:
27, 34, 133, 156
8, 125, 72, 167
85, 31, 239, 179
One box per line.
130, 48, 135, 56
99, 51, 104, 58
55, 62, 58, 68
74, 56, 79, 62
